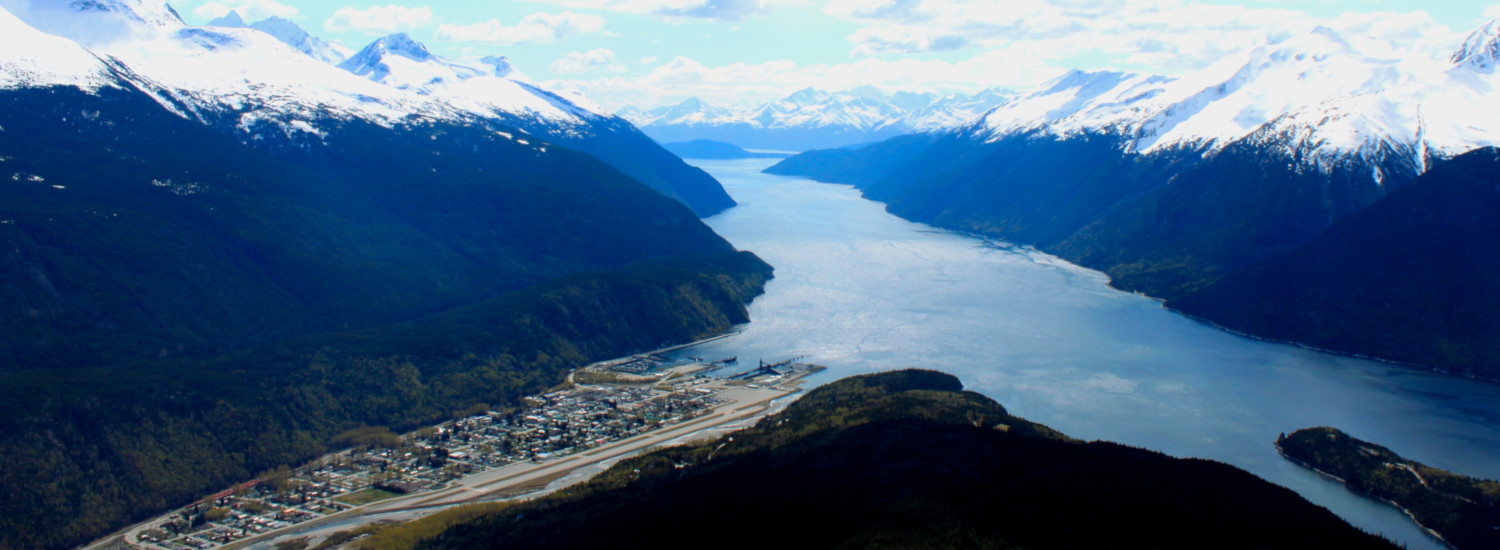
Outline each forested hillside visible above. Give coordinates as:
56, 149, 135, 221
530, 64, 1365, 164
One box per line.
0, 79, 775, 549
1175, 148, 1500, 379
0, 252, 771, 550
0, 84, 734, 371
343, 370, 1396, 550
1279, 427, 1500, 550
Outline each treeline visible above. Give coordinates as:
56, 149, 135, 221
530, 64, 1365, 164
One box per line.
348, 370, 1396, 550
0, 252, 771, 550
1278, 427, 1500, 550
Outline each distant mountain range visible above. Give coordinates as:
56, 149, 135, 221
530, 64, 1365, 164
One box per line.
206, 11, 352, 64
768, 21, 1500, 380
619, 87, 1013, 151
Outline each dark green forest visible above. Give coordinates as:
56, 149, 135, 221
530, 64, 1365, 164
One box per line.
1278, 427, 1500, 550
0, 251, 771, 550
1175, 148, 1500, 379
0, 85, 739, 372
344, 370, 1396, 550
0, 82, 772, 550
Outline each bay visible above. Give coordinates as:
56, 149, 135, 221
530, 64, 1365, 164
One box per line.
670, 158, 1500, 550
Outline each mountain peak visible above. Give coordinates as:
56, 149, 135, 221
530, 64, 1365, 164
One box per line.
1453, 18, 1500, 71
206, 9, 245, 28
477, 54, 517, 78
250, 16, 310, 43
1039, 69, 1132, 96
1256, 25, 1356, 65
785, 87, 831, 104
70, 0, 183, 27
844, 84, 890, 102
338, 33, 438, 84
4, 0, 185, 47
1308, 25, 1343, 41
370, 32, 433, 61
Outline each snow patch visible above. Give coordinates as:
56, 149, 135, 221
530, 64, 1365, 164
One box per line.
0, 5, 116, 90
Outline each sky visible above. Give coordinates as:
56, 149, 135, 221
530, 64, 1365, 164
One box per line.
174, 0, 1500, 110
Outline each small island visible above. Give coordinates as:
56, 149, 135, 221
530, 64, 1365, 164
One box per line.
1277, 427, 1500, 550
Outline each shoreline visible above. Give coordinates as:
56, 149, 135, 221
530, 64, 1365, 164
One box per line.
1273, 442, 1456, 550
807, 172, 1500, 387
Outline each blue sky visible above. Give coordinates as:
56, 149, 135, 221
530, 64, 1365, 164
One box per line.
176, 0, 1500, 109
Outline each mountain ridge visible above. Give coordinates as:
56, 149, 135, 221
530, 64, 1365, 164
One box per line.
623, 86, 1013, 150
0, 0, 735, 216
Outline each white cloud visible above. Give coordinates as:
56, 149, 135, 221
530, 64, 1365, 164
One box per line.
847, 25, 968, 55
547, 49, 1063, 110
525, 0, 801, 22
550, 48, 618, 73
641, 56, 660, 64
192, 0, 299, 22
1487, 5, 1500, 19
435, 12, 605, 44
323, 4, 434, 35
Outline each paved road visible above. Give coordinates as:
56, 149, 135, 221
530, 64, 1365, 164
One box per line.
220, 385, 792, 550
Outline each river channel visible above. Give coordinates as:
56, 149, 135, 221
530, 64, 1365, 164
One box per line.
667, 158, 1500, 549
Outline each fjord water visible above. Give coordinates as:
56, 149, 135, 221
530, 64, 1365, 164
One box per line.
674, 159, 1500, 549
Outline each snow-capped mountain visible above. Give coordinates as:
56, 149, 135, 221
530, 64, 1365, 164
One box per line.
206, 11, 352, 65
765, 19, 1500, 333
335, 32, 607, 129
0, 0, 184, 48
623, 87, 1012, 150
1453, 18, 1500, 70
0, 5, 114, 90
0, 0, 734, 216
958, 24, 1500, 173
338, 32, 473, 91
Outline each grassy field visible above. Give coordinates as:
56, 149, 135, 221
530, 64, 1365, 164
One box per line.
334, 489, 404, 507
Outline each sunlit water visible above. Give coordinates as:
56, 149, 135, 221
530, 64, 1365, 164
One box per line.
670, 158, 1500, 549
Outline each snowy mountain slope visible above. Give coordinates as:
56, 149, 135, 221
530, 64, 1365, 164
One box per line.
620, 97, 730, 126
0, 0, 182, 48
745, 88, 905, 131
1, 0, 621, 139
624, 87, 1012, 150
958, 70, 1172, 140
0, 0, 735, 215
1453, 18, 1500, 70
207, 11, 352, 65
318, 31, 737, 212
2, 0, 445, 131
0, 5, 116, 90
336, 32, 606, 129
337, 33, 473, 92
957, 23, 1500, 174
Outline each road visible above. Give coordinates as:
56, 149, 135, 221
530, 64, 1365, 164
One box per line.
218, 385, 794, 550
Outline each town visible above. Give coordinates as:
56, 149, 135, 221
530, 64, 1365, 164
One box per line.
119, 349, 824, 550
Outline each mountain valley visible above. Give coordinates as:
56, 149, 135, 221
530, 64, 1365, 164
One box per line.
4, 1, 1500, 549
767, 20, 1500, 381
